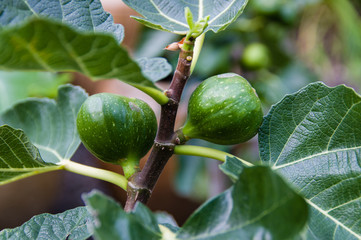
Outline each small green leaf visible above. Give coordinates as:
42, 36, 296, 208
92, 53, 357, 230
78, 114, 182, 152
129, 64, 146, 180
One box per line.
136, 57, 172, 82
0, 125, 60, 184
122, 0, 249, 34
0, 206, 93, 240
0, 18, 160, 91
0, 84, 87, 163
0, 0, 124, 42
177, 165, 308, 239
219, 156, 245, 182
83, 190, 165, 240
259, 82, 361, 239
0, 71, 70, 113
185, 7, 194, 30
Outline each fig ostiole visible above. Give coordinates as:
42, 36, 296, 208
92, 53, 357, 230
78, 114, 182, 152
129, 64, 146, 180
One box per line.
180, 73, 263, 145
76, 93, 157, 179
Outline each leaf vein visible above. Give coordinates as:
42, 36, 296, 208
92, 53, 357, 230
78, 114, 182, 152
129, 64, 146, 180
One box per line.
306, 199, 361, 239
148, 0, 188, 28
327, 195, 361, 213
272, 89, 335, 166
273, 146, 361, 170
12, 33, 55, 72
208, 0, 237, 24
326, 102, 359, 151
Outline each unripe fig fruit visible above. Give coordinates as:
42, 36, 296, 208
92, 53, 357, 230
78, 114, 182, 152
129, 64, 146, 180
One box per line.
241, 43, 270, 70
76, 93, 157, 178
181, 73, 263, 145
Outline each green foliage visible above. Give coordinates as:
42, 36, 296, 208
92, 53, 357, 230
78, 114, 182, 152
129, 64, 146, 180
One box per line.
259, 82, 361, 238
76, 93, 157, 177
0, 0, 360, 239
184, 7, 209, 40
122, 0, 248, 34
182, 73, 263, 145
219, 156, 245, 183
136, 57, 172, 82
0, 0, 172, 103
83, 191, 164, 240
0, 125, 60, 184
0, 207, 93, 240
0, 0, 124, 42
177, 163, 308, 239
0, 163, 309, 239
0, 85, 87, 163
0, 84, 87, 185
83, 162, 308, 240
0, 18, 158, 89
0, 71, 70, 113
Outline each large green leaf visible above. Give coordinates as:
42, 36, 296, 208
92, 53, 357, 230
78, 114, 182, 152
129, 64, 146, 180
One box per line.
0, 84, 87, 164
0, 206, 93, 240
0, 125, 60, 184
0, 71, 70, 113
122, 0, 249, 34
83, 191, 165, 240
0, 0, 124, 42
259, 82, 361, 239
0, 18, 161, 90
176, 163, 308, 239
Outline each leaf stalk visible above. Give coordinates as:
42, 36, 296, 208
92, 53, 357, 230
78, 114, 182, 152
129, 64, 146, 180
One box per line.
61, 160, 128, 190
174, 145, 253, 167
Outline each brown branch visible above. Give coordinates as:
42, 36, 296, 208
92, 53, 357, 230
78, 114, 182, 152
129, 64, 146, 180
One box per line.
124, 44, 194, 211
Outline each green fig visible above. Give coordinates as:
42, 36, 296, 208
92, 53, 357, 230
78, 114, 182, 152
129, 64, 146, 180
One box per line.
182, 73, 263, 145
76, 93, 157, 178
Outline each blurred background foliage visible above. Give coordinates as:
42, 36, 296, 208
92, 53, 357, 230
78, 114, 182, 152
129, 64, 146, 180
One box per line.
1, 0, 360, 228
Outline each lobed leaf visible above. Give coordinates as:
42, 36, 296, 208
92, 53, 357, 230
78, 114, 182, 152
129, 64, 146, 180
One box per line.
122, 0, 249, 34
259, 82, 361, 239
0, 0, 124, 42
0, 84, 87, 164
0, 206, 93, 240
